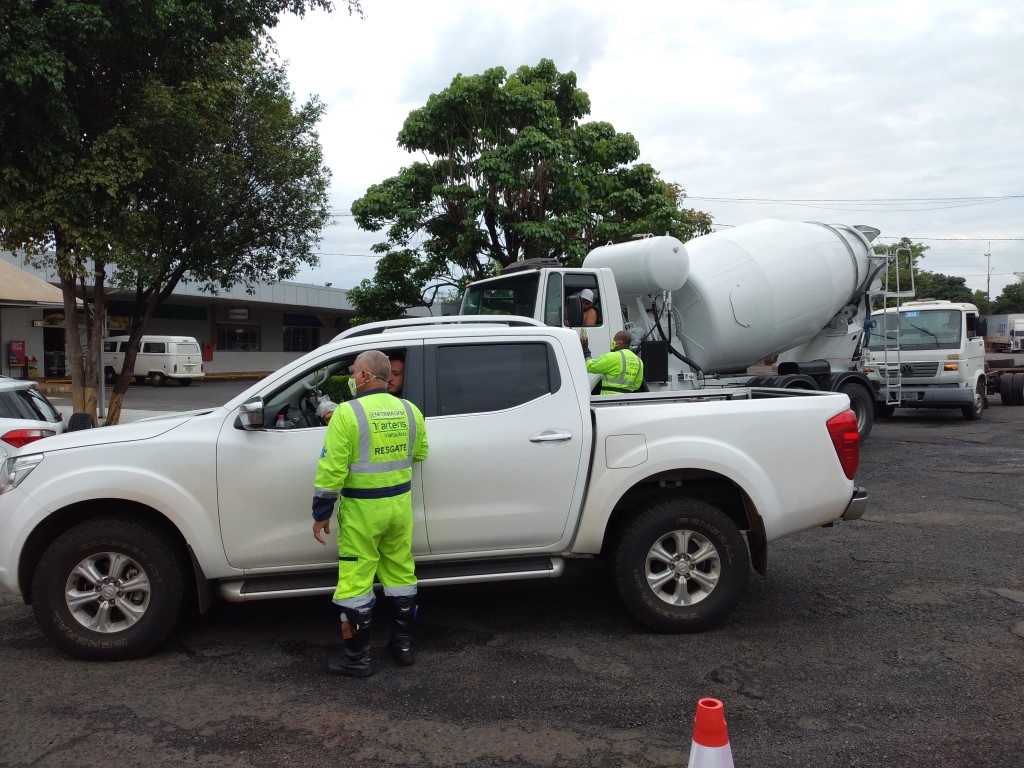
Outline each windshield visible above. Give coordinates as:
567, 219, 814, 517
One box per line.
867, 308, 962, 350
460, 272, 540, 317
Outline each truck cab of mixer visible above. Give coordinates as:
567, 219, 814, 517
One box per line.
459, 261, 622, 367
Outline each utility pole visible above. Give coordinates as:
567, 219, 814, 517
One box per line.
986, 243, 991, 302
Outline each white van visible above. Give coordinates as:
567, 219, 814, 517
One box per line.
103, 335, 205, 386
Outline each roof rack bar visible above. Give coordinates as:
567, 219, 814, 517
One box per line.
336, 314, 545, 340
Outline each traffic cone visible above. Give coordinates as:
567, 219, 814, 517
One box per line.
687, 698, 734, 768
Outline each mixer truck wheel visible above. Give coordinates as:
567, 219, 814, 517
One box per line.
999, 374, 1013, 404
961, 382, 984, 420
776, 374, 818, 390
874, 401, 896, 419
613, 499, 749, 633
838, 382, 873, 441
1013, 373, 1024, 406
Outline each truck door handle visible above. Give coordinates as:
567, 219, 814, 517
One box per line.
530, 430, 573, 443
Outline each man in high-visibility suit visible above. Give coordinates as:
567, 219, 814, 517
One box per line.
311, 350, 428, 677
583, 330, 645, 394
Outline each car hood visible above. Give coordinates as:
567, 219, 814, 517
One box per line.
12, 410, 215, 456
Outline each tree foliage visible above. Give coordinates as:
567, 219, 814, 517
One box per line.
992, 274, 1024, 313
98, 40, 332, 424
0, 1, 348, 421
349, 59, 713, 323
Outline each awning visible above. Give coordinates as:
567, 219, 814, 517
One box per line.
0, 258, 68, 306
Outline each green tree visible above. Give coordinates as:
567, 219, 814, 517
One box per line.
0, 0, 353, 421
873, 237, 929, 302
101, 40, 331, 424
349, 59, 712, 323
992, 274, 1024, 313
970, 290, 992, 316
913, 271, 974, 303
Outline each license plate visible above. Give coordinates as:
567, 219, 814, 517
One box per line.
184, 365, 194, 372
900, 392, 918, 402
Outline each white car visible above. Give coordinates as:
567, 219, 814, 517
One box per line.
0, 377, 65, 460
0, 317, 866, 661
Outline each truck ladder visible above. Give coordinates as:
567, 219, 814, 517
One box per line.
876, 246, 916, 405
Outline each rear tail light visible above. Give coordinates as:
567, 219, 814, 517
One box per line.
173, 364, 178, 373
2, 428, 56, 449
826, 410, 859, 479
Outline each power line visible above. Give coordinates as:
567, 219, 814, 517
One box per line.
876, 236, 1024, 241
690, 195, 1023, 203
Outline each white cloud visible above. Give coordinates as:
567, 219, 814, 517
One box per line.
273, 0, 1024, 297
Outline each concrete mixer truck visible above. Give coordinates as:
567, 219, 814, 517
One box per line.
459, 219, 894, 439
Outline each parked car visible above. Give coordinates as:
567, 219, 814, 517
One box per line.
103, 335, 205, 386
0, 377, 65, 460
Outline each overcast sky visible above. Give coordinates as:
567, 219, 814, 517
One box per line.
270, 0, 1023, 299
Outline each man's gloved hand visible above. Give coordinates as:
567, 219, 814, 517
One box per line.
316, 395, 336, 421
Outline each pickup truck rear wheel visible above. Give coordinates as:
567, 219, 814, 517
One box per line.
31, 517, 186, 661
613, 499, 749, 633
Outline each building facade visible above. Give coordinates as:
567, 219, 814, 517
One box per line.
1, 251, 368, 378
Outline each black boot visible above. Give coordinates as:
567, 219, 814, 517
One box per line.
326, 606, 374, 678
388, 595, 416, 667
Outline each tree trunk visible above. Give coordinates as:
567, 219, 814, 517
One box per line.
55, 231, 89, 416
104, 390, 125, 426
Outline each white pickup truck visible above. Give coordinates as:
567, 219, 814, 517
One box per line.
0, 317, 866, 660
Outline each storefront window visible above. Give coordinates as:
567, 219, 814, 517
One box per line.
283, 326, 320, 352
216, 323, 261, 351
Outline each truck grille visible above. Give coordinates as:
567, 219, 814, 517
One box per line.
884, 362, 939, 379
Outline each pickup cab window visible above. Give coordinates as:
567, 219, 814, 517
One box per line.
436, 342, 559, 416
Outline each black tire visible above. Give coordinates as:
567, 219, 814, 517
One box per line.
961, 380, 984, 420
874, 401, 896, 419
613, 499, 749, 633
66, 412, 95, 431
150, 371, 167, 387
1013, 373, 1024, 406
838, 381, 874, 441
178, 378, 192, 387
104, 367, 116, 384
999, 374, 1013, 404
31, 517, 186, 661
775, 374, 818, 390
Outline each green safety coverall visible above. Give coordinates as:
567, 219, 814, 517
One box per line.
312, 391, 428, 610
586, 347, 645, 394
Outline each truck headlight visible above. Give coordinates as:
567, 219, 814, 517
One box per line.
0, 454, 44, 495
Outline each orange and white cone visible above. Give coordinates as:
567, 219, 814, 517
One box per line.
686, 698, 734, 768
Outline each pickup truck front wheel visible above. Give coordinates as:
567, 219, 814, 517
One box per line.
614, 499, 749, 633
31, 517, 186, 661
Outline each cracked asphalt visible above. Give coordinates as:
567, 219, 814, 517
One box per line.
1, 400, 1022, 767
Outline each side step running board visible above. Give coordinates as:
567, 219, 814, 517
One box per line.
218, 556, 565, 603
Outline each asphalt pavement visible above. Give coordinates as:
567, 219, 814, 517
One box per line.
2, 388, 1023, 766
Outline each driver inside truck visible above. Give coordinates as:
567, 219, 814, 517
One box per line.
565, 288, 599, 327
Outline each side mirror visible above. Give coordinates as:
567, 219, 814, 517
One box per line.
238, 396, 265, 430
565, 295, 584, 327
